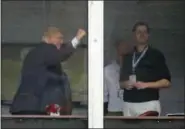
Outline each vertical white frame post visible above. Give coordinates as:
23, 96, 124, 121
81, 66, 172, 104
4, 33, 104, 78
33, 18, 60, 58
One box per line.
0, 1, 2, 123
88, 1, 104, 128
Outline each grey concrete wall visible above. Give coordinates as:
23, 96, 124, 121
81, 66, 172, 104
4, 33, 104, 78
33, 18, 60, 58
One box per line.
104, 1, 185, 115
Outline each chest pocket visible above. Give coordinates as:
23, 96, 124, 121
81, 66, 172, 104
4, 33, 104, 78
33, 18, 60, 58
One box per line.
136, 57, 159, 82
136, 53, 154, 70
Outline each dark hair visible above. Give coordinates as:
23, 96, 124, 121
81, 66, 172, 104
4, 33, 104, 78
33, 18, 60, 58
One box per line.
132, 21, 150, 33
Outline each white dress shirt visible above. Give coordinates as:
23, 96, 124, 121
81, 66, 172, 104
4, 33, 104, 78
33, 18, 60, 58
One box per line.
71, 37, 80, 48
104, 61, 124, 112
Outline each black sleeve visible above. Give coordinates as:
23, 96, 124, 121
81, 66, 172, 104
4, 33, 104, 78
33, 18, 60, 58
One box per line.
44, 42, 75, 65
155, 51, 171, 82
58, 43, 76, 62
120, 55, 130, 82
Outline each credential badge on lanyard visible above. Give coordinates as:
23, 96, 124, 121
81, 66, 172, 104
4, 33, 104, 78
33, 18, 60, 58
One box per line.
132, 46, 148, 74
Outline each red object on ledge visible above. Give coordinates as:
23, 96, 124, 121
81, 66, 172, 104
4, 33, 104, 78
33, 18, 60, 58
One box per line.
45, 104, 63, 115
139, 111, 159, 116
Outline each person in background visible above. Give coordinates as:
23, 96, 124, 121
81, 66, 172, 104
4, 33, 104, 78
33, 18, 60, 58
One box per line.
120, 21, 171, 116
104, 40, 132, 116
10, 27, 86, 115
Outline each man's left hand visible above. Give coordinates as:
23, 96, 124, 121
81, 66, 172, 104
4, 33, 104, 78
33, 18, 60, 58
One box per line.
133, 81, 148, 89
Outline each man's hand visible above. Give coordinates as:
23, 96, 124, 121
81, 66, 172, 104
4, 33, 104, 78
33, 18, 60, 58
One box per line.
133, 79, 171, 89
133, 81, 148, 89
120, 80, 134, 90
76, 29, 86, 40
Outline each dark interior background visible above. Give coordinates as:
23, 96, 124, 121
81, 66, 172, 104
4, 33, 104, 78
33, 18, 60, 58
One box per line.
104, 1, 185, 115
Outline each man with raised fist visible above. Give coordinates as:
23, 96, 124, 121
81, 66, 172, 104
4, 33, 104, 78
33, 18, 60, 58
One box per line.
10, 27, 86, 115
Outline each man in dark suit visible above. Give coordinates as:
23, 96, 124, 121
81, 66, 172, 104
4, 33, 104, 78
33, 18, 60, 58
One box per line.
10, 27, 86, 115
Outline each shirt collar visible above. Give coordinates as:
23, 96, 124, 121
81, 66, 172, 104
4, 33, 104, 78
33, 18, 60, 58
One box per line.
134, 45, 150, 53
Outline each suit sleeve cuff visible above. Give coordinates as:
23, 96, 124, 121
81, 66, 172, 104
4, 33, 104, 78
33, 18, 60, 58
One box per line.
71, 37, 80, 48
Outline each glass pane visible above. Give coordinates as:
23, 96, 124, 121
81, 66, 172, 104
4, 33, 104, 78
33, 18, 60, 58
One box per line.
104, 1, 184, 128
2, 1, 88, 128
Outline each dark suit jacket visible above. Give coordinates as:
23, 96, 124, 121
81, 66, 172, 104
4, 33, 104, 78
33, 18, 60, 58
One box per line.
10, 42, 74, 114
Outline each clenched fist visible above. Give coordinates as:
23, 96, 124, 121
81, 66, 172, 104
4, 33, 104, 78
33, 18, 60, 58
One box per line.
76, 29, 86, 41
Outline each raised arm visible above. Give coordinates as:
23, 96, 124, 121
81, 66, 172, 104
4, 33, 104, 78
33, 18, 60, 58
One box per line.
58, 37, 80, 62
43, 29, 86, 65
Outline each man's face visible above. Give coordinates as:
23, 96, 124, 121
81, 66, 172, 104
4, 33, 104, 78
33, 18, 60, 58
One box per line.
134, 25, 149, 44
48, 32, 64, 45
117, 42, 132, 56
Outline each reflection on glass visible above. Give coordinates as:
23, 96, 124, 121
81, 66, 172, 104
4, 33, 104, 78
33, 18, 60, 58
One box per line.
1, 1, 88, 117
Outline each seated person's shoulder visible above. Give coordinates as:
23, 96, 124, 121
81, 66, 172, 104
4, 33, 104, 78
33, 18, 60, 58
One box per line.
104, 64, 112, 78
104, 62, 114, 71
104, 61, 118, 75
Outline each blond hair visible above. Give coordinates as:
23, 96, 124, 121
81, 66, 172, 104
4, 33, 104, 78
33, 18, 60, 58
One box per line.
42, 27, 62, 43
43, 27, 61, 38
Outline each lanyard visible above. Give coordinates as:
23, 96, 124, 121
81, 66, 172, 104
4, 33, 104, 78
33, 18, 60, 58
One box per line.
132, 46, 148, 73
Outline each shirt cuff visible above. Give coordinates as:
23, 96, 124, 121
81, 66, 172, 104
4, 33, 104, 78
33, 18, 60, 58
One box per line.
71, 37, 80, 48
